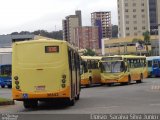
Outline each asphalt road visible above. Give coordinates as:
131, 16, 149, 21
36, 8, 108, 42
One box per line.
0, 78, 160, 119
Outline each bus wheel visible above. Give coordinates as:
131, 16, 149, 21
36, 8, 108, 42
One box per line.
8, 85, 12, 88
1, 85, 5, 88
136, 74, 143, 83
69, 98, 75, 106
128, 76, 131, 85
107, 83, 113, 86
75, 94, 80, 100
86, 77, 92, 88
23, 100, 38, 109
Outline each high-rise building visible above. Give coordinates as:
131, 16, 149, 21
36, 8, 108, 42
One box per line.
117, 0, 150, 38
149, 0, 158, 35
157, 0, 160, 25
62, 10, 82, 45
91, 12, 112, 48
74, 26, 99, 51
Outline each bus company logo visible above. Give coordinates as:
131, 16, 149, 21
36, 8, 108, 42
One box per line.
2, 114, 18, 120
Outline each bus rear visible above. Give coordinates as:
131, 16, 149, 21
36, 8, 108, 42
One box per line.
12, 40, 73, 108
80, 56, 101, 87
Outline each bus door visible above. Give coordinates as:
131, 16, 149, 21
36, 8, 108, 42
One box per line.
68, 49, 74, 99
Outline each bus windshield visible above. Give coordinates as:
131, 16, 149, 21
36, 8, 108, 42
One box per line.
101, 61, 125, 73
147, 61, 152, 67
0, 65, 11, 76
80, 61, 88, 74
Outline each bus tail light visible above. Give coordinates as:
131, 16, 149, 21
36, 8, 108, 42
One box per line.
61, 74, 66, 88
15, 81, 19, 85
14, 76, 18, 80
14, 76, 20, 90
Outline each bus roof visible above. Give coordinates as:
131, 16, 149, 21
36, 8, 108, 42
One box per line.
81, 56, 102, 61
101, 55, 146, 61
13, 39, 77, 51
0, 64, 11, 67
146, 56, 160, 60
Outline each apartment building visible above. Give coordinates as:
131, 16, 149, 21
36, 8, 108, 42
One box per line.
117, 0, 150, 37
149, 0, 158, 35
62, 10, 82, 45
74, 26, 99, 52
91, 11, 112, 48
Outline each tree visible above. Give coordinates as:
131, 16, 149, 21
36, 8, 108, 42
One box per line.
32, 30, 63, 40
143, 31, 151, 56
132, 38, 144, 45
132, 38, 144, 55
83, 49, 96, 56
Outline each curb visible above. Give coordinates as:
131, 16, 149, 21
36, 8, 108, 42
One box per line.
0, 100, 15, 106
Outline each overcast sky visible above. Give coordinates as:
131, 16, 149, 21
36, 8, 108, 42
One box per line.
0, 0, 118, 34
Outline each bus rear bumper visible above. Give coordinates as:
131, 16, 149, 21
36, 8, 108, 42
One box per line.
12, 87, 70, 101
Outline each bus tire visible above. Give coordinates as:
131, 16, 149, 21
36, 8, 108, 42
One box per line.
75, 94, 80, 100
1, 85, 5, 88
107, 83, 113, 86
8, 85, 12, 88
23, 100, 38, 109
86, 77, 92, 88
69, 98, 75, 106
136, 74, 143, 83
128, 76, 131, 85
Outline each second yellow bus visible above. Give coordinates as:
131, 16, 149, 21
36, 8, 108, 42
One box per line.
100, 55, 148, 86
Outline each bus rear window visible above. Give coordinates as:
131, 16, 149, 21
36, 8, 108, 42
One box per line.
16, 44, 62, 64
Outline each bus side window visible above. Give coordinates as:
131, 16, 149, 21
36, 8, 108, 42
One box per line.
158, 61, 160, 68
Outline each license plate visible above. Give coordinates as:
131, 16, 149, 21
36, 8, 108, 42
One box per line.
35, 86, 45, 91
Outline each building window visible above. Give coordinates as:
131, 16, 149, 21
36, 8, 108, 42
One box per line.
133, 21, 137, 24
141, 3, 144, 6
133, 3, 136, 6
126, 33, 130, 36
133, 9, 136, 12
141, 9, 144, 12
142, 26, 146, 30
142, 15, 145, 18
134, 27, 137, 30
125, 9, 129, 12
133, 15, 137, 18
125, 15, 129, 18
125, 3, 128, 7
126, 21, 129, 24
134, 33, 137, 36
126, 27, 129, 30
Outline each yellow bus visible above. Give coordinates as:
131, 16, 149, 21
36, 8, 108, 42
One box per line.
80, 56, 102, 87
12, 39, 81, 108
100, 55, 148, 86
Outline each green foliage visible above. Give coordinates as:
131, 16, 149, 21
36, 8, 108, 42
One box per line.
83, 49, 96, 56
143, 31, 151, 56
132, 38, 144, 44
143, 31, 151, 45
33, 30, 63, 40
11, 30, 63, 40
